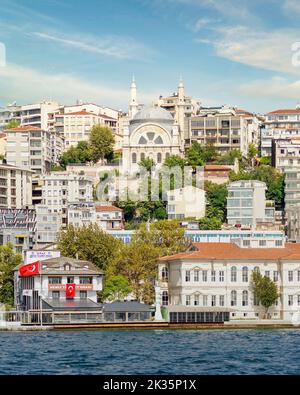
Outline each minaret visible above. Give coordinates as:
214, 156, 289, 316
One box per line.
129, 75, 138, 119
177, 76, 185, 135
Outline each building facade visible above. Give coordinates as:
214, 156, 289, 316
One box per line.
159, 241, 300, 321
227, 180, 275, 229
35, 204, 62, 246
167, 186, 206, 220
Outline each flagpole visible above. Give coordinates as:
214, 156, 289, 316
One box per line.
39, 261, 42, 327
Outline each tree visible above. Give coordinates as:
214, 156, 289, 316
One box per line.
217, 149, 242, 165
59, 141, 92, 168
89, 125, 115, 163
57, 224, 121, 272
205, 181, 228, 222
101, 275, 132, 302
198, 216, 222, 230
164, 155, 186, 169
186, 142, 205, 167
247, 143, 258, 167
251, 271, 279, 317
0, 244, 22, 307
5, 119, 20, 129
139, 157, 155, 172
107, 239, 159, 303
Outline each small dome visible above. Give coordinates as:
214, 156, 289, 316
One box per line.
133, 106, 174, 122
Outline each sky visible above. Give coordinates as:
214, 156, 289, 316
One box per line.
1, 0, 300, 113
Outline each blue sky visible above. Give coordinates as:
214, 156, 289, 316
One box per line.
1, 0, 300, 113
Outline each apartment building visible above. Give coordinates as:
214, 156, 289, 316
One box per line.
185, 106, 260, 157
284, 168, 300, 210
5, 125, 51, 175
0, 208, 36, 254
159, 241, 300, 321
40, 172, 94, 225
166, 186, 206, 220
271, 137, 300, 173
0, 162, 32, 208
35, 204, 62, 246
0, 106, 12, 130
68, 202, 124, 231
227, 180, 275, 229
262, 108, 300, 157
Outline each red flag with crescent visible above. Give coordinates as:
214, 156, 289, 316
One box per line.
66, 283, 76, 298
19, 261, 40, 277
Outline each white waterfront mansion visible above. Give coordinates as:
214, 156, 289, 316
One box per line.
159, 240, 300, 322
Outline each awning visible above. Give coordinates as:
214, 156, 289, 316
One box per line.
42, 298, 102, 311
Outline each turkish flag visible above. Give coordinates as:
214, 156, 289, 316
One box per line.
19, 261, 40, 277
66, 283, 76, 298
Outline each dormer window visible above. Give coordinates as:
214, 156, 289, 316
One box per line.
64, 264, 71, 271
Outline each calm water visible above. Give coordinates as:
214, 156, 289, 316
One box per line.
1, 329, 300, 375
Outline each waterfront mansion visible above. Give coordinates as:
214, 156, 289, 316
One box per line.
159, 240, 300, 321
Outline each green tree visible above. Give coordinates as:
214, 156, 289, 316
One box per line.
139, 157, 155, 172
59, 141, 92, 168
0, 244, 22, 307
89, 125, 115, 163
217, 149, 242, 165
198, 216, 222, 230
205, 181, 228, 222
57, 224, 121, 272
247, 143, 258, 167
164, 155, 186, 169
101, 275, 132, 302
186, 142, 205, 167
5, 119, 20, 129
251, 271, 279, 316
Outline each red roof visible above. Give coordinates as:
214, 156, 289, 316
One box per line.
95, 205, 123, 212
4, 125, 42, 132
160, 242, 300, 262
61, 110, 116, 120
235, 108, 253, 116
266, 109, 300, 115
204, 165, 231, 171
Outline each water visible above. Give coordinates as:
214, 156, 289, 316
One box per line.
1, 329, 300, 375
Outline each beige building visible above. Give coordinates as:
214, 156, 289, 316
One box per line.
0, 162, 32, 208
10, 101, 59, 130
185, 106, 260, 157
271, 137, 300, 173
5, 125, 51, 175
167, 186, 206, 220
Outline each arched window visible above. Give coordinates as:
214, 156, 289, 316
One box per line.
242, 266, 248, 282
165, 152, 170, 160
231, 290, 237, 306
162, 267, 168, 282
162, 291, 169, 306
132, 153, 137, 163
140, 153, 145, 161
254, 266, 260, 274
157, 153, 162, 163
154, 136, 163, 144
138, 136, 147, 144
242, 290, 248, 306
231, 266, 237, 282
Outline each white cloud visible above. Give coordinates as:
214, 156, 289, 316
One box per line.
191, 18, 215, 32
282, 0, 300, 15
197, 25, 300, 75
31, 31, 155, 61
239, 76, 300, 100
0, 63, 156, 109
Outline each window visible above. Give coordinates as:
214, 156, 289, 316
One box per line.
162, 291, 168, 306
288, 271, 293, 282
273, 271, 278, 282
49, 277, 62, 284
219, 295, 225, 307
219, 270, 224, 282
67, 276, 74, 284
203, 295, 208, 306
80, 291, 87, 299
194, 269, 199, 282
298, 295, 300, 306
202, 270, 207, 282
265, 271, 270, 278
242, 290, 248, 306
211, 270, 216, 282
242, 267, 248, 282
231, 290, 237, 306
253, 294, 260, 306
288, 295, 294, 306
186, 295, 191, 306
298, 270, 300, 282
194, 294, 199, 306
185, 270, 191, 282
157, 153, 162, 163
79, 277, 92, 284
132, 153, 137, 163
254, 266, 260, 273
211, 295, 216, 307
162, 267, 168, 282
52, 291, 60, 299
259, 240, 266, 247
231, 266, 237, 282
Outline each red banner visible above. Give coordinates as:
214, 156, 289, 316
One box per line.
19, 261, 40, 277
66, 283, 76, 298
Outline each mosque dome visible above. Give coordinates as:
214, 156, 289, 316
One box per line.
131, 106, 174, 123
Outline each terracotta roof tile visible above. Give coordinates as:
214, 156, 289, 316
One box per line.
204, 165, 231, 171
95, 205, 123, 212
4, 125, 42, 132
160, 242, 300, 262
266, 109, 300, 115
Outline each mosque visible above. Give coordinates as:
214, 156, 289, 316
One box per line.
122, 77, 186, 173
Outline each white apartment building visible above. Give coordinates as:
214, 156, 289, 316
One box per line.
5, 125, 51, 175
167, 186, 206, 220
54, 109, 117, 150
227, 180, 275, 229
271, 137, 300, 173
35, 204, 62, 245
262, 108, 300, 157
0, 162, 32, 208
68, 202, 124, 231
284, 168, 300, 210
185, 106, 260, 157
159, 241, 300, 321
41, 172, 94, 225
